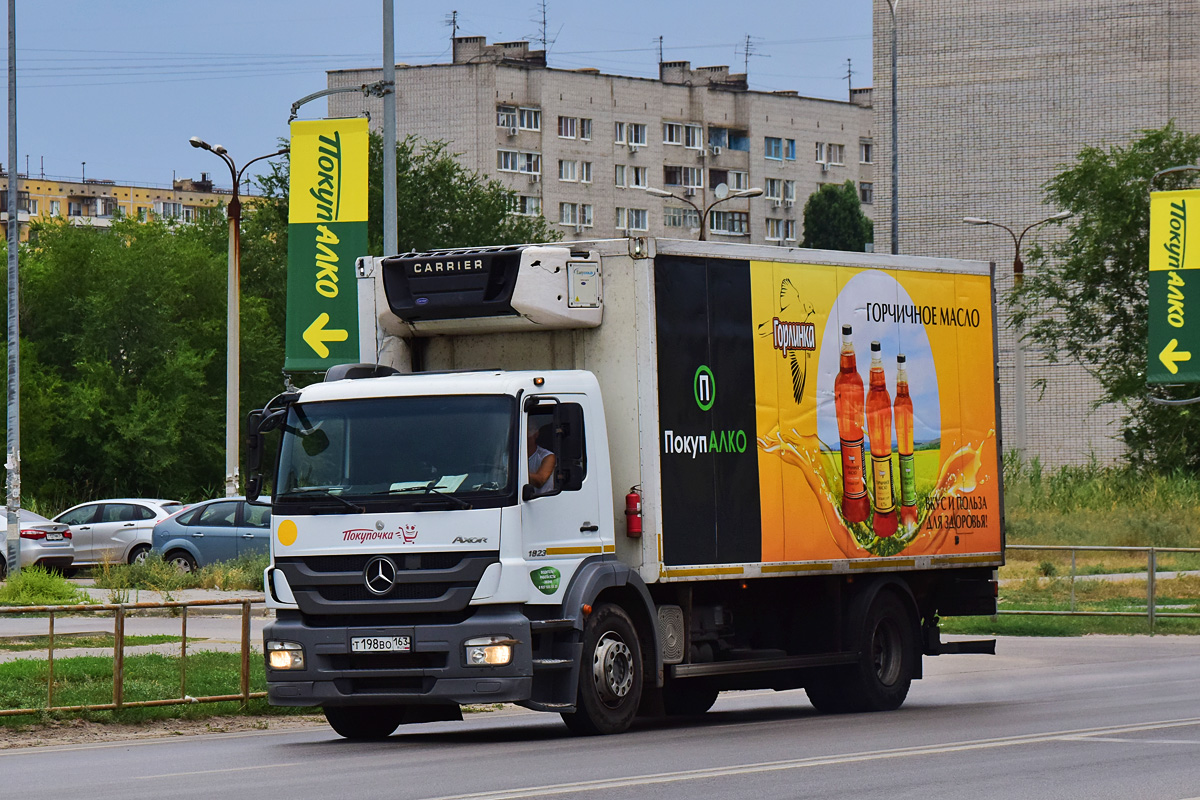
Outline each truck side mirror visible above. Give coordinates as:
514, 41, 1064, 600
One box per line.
246, 410, 265, 472
246, 474, 263, 503
522, 484, 537, 502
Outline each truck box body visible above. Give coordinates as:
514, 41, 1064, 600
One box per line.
257, 238, 1002, 737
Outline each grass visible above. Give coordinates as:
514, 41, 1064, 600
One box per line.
0, 633, 181, 652
0, 650, 314, 727
0, 567, 91, 606
90, 553, 268, 593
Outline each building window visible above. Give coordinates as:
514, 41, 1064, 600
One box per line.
615, 164, 626, 187
785, 139, 796, 160
498, 150, 519, 172
766, 218, 783, 241
630, 166, 647, 188
684, 124, 703, 150
615, 207, 626, 228
520, 153, 542, 175
559, 202, 579, 225
614, 122, 626, 144
518, 108, 541, 130
765, 137, 783, 160
628, 123, 647, 146
580, 118, 592, 140
784, 219, 796, 241
156, 201, 183, 218
664, 206, 700, 229
27, 199, 38, 215
50, 200, 60, 216
663, 122, 683, 145
765, 178, 783, 201
860, 140, 874, 164
709, 210, 749, 236
828, 144, 845, 165
664, 166, 683, 186
497, 106, 518, 129
859, 182, 874, 204
627, 208, 648, 231
68, 202, 82, 217
580, 161, 593, 183
730, 170, 749, 191
713, 127, 750, 151
784, 180, 796, 203
559, 159, 578, 182
580, 204, 593, 227
515, 195, 542, 216
815, 142, 827, 163
136, 206, 147, 221
558, 116, 577, 139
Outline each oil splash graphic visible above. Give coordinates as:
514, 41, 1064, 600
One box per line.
758, 427, 995, 558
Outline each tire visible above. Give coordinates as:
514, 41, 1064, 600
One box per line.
166, 550, 198, 574
0, 556, 6, 581
323, 706, 404, 740
561, 603, 643, 736
662, 681, 719, 716
128, 544, 151, 565
806, 588, 916, 714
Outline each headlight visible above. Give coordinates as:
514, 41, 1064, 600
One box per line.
464, 636, 516, 666
266, 640, 305, 670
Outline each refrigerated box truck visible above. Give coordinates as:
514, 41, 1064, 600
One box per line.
249, 238, 1003, 739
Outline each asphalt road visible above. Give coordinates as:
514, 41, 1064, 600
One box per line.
2, 635, 1199, 800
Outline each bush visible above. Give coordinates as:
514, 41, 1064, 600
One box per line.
91, 553, 268, 593
0, 566, 90, 606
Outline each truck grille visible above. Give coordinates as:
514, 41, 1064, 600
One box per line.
275, 551, 498, 616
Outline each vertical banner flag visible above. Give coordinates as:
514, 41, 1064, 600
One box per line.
1149, 189, 1200, 383
285, 118, 368, 370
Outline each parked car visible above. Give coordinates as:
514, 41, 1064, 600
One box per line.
53, 498, 183, 567
0, 510, 74, 579
151, 497, 270, 573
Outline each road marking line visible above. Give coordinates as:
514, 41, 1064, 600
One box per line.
136, 761, 302, 780
418, 717, 1200, 800
1061, 736, 1200, 745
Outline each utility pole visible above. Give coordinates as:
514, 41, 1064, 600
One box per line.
6, 0, 19, 576
383, 0, 397, 256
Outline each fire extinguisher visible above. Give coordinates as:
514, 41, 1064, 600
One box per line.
624, 485, 643, 538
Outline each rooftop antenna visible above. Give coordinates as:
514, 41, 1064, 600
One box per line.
445, 10, 458, 41
736, 35, 767, 80
845, 58, 853, 100
656, 35, 663, 70
530, 0, 559, 53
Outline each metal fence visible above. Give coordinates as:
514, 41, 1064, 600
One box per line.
1002, 545, 1200, 628
0, 597, 265, 717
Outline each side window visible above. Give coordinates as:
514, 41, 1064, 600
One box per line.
526, 401, 587, 496
177, 506, 202, 526
242, 503, 271, 529
102, 504, 139, 523
58, 505, 99, 526
197, 502, 239, 528
134, 505, 157, 521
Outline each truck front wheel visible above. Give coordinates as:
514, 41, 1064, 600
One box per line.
562, 603, 643, 735
323, 705, 404, 740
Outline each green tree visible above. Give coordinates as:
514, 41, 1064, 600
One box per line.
1012, 122, 1200, 470
801, 180, 873, 252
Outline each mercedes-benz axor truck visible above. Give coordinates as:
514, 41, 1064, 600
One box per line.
249, 238, 1002, 739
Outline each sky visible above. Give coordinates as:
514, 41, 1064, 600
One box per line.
7, 0, 872, 190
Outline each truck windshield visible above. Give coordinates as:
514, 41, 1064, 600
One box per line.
275, 395, 516, 509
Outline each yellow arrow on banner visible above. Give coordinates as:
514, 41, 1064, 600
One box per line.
1159, 338, 1193, 375
303, 313, 349, 358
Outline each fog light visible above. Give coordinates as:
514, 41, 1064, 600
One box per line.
464, 636, 515, 666
266, 640, 305, 670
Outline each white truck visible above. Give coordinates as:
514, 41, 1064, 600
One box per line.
249, 238, 1003, 739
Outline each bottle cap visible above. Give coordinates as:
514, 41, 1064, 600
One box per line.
842, 324, 852, 336
870, 341, 881, 352
897, 354, 906, 363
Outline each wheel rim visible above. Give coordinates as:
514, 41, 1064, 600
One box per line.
871, 617, 903, 686
132, 549, 149, 565
171, 556, 193, 573
591, 632, 633, 706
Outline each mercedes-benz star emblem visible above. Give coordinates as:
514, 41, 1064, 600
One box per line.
364, 556, 398, 596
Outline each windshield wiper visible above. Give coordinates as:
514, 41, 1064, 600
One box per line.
279, 487, 365, 513
370, 483, 473, 510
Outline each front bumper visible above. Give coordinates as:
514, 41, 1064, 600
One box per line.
265, 605, 533, 707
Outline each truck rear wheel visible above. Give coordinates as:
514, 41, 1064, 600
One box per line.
561, 603, 643, 735
323, 705, 404, 740
805, 588, 916, 713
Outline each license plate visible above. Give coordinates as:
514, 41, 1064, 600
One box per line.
351, 636, 411, 653
45, 532, 63, 541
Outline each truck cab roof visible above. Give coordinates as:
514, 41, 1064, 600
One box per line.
297, 368, 601, 403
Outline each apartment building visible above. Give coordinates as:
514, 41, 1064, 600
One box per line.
872, 0, 1200, 466
328, 37, 874, 247
0, 171, 236, 241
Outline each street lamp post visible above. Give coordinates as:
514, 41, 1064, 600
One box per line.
189, 137, 288, 497
887, 0, 899, 255
962, 211, 1072, 456
643, 185, 763, 240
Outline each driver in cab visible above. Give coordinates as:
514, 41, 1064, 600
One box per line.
527, 424, 556, 496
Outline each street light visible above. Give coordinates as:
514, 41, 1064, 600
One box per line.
643, 184, 763, 241
962, 210, 1072, 457
887, 0, 900, 255
189, 137, 288, 497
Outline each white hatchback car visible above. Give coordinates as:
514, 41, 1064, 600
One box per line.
53, 498, 183, 566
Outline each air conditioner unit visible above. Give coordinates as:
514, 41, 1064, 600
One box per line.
710, 146, 722, 156
771, 199, 782, 208
784, 199, 795, 208
574, 224, 584, 234
684, 188, 696, 197
628, 143, 640, 154
529, 173, 541, 183
506, 126, 518, 137
820, 162, 830, 173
